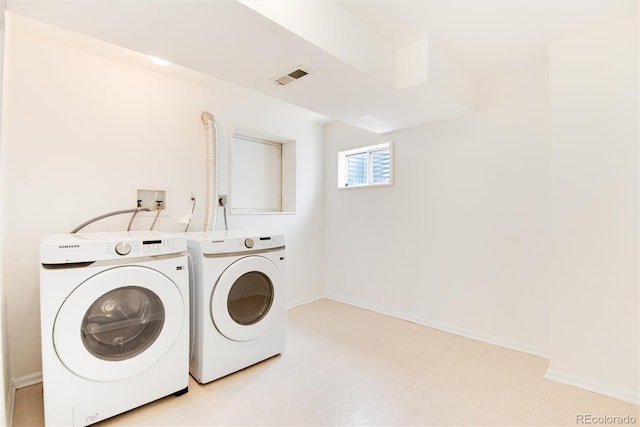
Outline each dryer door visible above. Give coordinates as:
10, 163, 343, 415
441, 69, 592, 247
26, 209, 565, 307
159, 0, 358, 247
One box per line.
53, 265, 184, 381
210, 255, 285, 342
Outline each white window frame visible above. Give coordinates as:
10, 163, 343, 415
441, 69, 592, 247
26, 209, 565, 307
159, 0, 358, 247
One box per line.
338, 141, 393, 189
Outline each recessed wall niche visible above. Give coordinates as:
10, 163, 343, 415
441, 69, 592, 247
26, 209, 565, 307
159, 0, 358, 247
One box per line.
230, 127, 296, 214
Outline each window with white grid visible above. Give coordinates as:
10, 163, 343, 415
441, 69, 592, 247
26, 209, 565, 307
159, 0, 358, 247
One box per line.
338, 142, 393, 188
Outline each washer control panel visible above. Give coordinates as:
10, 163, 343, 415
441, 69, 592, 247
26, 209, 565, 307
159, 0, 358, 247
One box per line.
41, 232, 187, 264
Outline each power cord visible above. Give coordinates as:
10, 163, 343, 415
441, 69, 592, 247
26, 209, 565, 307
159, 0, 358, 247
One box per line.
184, 196, 196, 232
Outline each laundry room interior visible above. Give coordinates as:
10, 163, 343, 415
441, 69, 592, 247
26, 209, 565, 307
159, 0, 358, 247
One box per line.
0, 1, 638, 426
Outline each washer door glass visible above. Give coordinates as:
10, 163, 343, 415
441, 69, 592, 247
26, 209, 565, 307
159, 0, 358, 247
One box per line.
227, 272, 274, 326
81, 286, 165, 361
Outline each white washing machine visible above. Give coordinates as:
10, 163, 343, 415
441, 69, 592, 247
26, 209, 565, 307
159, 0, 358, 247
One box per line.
39, 231, 189, 426
186, 231, 287, 384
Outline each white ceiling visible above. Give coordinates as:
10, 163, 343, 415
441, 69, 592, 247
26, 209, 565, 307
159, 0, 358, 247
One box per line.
340, 0, 638, 78
6, 0, 638, 134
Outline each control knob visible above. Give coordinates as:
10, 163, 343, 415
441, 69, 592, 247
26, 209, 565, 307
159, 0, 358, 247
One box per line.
244, 238, 254, 249
115, 242, 131, 256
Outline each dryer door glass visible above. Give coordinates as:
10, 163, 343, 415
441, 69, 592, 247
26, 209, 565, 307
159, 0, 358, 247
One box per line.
227, 272, 274, 325
81, 286, 165, 361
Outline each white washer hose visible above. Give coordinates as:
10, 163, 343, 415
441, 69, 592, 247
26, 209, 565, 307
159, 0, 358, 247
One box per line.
201, 111, 218, 232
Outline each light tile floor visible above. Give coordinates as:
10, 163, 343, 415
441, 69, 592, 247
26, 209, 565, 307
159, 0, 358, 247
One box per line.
13, 299, 640, 426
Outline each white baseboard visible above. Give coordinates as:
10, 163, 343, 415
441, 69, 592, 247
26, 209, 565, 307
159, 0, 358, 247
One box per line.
12, 371, 42, 389
325, 293, 549, 358
545, 368, 640, 406
9, 371, 43, 426
287, 294, 324, 309
7, 386, 14, 427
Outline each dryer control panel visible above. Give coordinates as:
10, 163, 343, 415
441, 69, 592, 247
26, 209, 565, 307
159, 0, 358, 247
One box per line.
41, 231, 187, 264
187, 232, 285, 255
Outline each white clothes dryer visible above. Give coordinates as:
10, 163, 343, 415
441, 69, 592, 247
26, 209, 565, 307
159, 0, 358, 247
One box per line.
186, 231, 286, 384
39, 231, 189, 427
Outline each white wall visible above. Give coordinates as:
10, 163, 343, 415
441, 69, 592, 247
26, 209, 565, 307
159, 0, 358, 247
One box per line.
2, 22, 325, 381
0, 9, 9, 426
324, 17, 640, 404
324, 65, 551, 356
547, 18, 639, 404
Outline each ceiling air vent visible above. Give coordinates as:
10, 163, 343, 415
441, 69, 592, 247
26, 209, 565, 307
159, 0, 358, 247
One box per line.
275, 68, 309, 86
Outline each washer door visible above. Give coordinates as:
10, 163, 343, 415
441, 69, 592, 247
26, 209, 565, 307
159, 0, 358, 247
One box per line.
54, 266, 184, 381
210, 256, 284, 342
